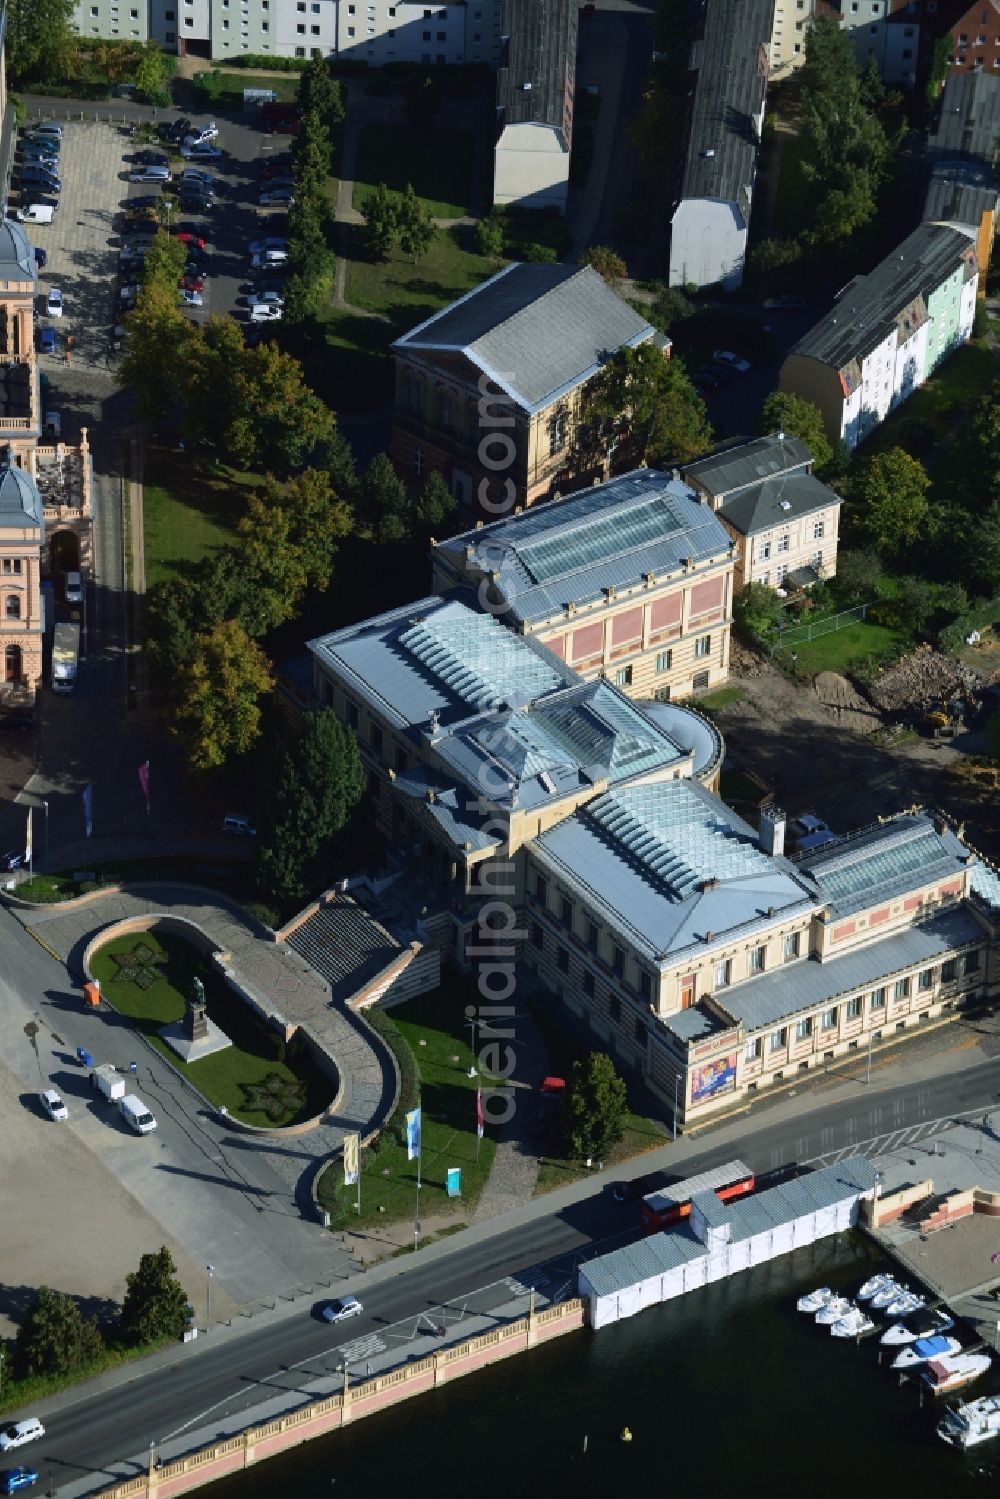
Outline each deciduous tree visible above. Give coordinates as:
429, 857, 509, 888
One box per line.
855, 447, 930, 553
579, 344, 712, 472
256, 709, 366, 900
5, 0, 76, 82
396, 183, 436, 265
173, 620, 274, 771
119, 1248, 190, 1347
228, 341, 336, 476
297, 55, 345, 134
562, 1053, 628, 1162
580, 245, 628, 287
413, 469, 457, 540
237, 468, 351, 627
361, 182, 399, 259
759, 390, 833, 474
734, 581, 785, 640
356, 452, 409, 543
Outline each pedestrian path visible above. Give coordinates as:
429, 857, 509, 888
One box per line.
472, 1002, 549, 1222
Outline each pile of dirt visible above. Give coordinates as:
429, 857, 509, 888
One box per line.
812, 672, 883, 733
729, 638, 768, 678
866, 645, 981, 715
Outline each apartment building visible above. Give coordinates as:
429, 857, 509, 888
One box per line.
390, 262, 657, 512
683, 434, 842, 590
73, 0, 502, 62
493, 0, 577, 212
431, 468, 736, 703
923, 70, 1000, 286
779, 222, 978, 449
0, 444, 43, 704
669, 0, 775, 290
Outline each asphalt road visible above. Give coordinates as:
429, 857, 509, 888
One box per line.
29, 1041, 1000, 1493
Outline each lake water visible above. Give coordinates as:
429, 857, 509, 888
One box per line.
209, 1233, 1000, 1496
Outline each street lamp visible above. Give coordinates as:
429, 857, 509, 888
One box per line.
866, 1026, 874, 1086
341, 1358, 350, 1392
206, 1264, 214, 1334
42, 800, 48, 867
673, 1073, 680, 1143
465, 1010, 477, 1077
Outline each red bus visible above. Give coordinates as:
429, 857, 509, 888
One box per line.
640, 1158, 755, 1234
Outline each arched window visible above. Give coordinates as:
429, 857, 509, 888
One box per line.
4, 643, 21, 682
5, 595, 20, 619
438, 390, 455, 431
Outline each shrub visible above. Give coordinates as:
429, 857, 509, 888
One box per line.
220, 53, 312, 70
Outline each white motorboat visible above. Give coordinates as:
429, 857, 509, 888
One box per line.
881, 1322, 917, 1347
830, 1308, 875, 1338
885, 1292, 925, 1319
892, 1335, 962, 1370
815, 1296, 854, 1325
858, 1273, 896, 1301
870, 1280, 904, 1310
797, 1286, 833, 1314
938, 1395, 1000, 1448
922, 1352, 992, 1396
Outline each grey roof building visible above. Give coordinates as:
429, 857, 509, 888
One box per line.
0, 446, 42, 530
494, 0, 578, 212
391, 263, 653, 416
0, 220, 37, 283
434, 467, 733, 627
794, 813, 971, 920
923, 71, 1000, 282
683, 433, 813, 508
669, 0, 776, 290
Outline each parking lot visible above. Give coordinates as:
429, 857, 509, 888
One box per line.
12, 108, 292, 399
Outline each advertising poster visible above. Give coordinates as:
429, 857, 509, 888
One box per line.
690, 1053, 737, 1104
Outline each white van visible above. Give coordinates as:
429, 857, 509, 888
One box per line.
16, 203, 55, 225
119, 1094, 158, 1134
222, 813, 256, 837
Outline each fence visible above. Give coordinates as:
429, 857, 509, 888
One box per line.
776, 602, 870, 648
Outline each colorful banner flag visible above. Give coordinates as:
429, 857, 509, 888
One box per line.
138, 760, 150, 812
446, 1167, 461, 1199
476, 1088, 484, 1140
405, 1107, 422, 1162
82, 784, 93, 839
343, 1131, 360, 1187
24, 806, 32, 865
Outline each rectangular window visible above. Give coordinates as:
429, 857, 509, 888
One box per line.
918, 968, 934, 990
777, 535, 790, 554
813, 520, 825, 540
612, 946, 625, 975
714, 958, 730, 989
370, 723, 383, 756
634, 1015, 646, 1045
1, 559, 22, 574
745, 1037, 763, 1060
965, 950, 981, 974
615, 666, 632, 687
345, 699, 359, 731
894, 977, 909, 1000
760, 541, 771, 561
822, 1007, 838, 1030
694, 635, 711, 658
692, 670, 710, 690
582, 971, 595, 998
770, 1027, 787, 1051
750, 944, 766, 975
871, 987, 886, 1009
795, 1017, 813, 1041
654, 686, 671, 701
560, 895, 572, 925
530, 921, 543, 951
609, 995, 621, 1023
783, 932, 799, 961
656, 649, 672, 673
557, 947, 569, 975
941, 959, 957, 982
535, 874, 548, 907
586, 921, 598, 950
846, 996, 862, 1019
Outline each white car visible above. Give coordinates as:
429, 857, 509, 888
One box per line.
321, 1296, 363, 1324
64, 570, 83, 603
250, 303, 283, 322
120, 284, 140, 305
0, 1420, 45, 1453
45, 287, 63, 317
130, 165, 170, 184
712, 349, 751, 373
179, 289, 204, 306
251, 250, 287, 269
39, 1088, 69, 1121
183, 123, 219, 147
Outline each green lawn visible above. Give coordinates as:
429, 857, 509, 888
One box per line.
316, 982, 497, 1231
89, 931, 334, 1126
698, 686, 746, 710
771, 129, 812, 241
779, 618, 906, 676
142, 447, 253, 588
352, 123, 475, 218
344, 224, 494, 319
719, 767, 772, 807
195, 70, 301, 106
864, 340, 998, 456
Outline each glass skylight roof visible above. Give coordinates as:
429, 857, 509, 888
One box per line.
809, 830, 942, 903
517, 493, 683, 583
399, 608, 562, 711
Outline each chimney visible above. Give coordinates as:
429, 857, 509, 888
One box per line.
759, 803, 786, 859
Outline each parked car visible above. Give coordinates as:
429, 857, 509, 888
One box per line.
181, 168, 215, 186
258, 188, 294, 207
124, 205, 159, 228
711, 349, 751, 373
0, 711, 32, 732
39, 327, 57, 355
181, 142, 223, 161
163, 117, 192, 144
222, 814, 256, 837
130, 165, 170, 184
33, 247, 46, 269
19, 144, 59, 164
135, 148, 168, 168
45, 288, 63, 318
246, 291, 284, 307
178, 289, 203, 306
174, 231, 207, 249
321, 1296, 363, 1324
180, 275, 205, 293
763, 294, 806, 311
0, 1467, 39, 1494
0, 850, 23, 870
19, 166, 61, 192
184, 123, 219, 146
250, 303, 282, 322
262, 157, 293, 179
25, 123, 62, 140
127, 194, 161, 210
0, 1422, 44, 1454
119, 284, 140, 305
251, 250, 285, 268
39, 1089, 68, 1122
64, 570, 83, 603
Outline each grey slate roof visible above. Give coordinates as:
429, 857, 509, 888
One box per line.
496, 0, 577, 134
391, 263, 654, 414
923, 72, 1000, 230
532, 778, 816, 964
436, 468, 733, 626
0, 220, 37, 281
393, 768, 503, 856
683, 433, 812, 500
794, 813, 971, 919
578, 1157, 876, 1296
636, 700, 724, 783
721, 907, 986, 1034
970, 860, 1000, 914
788, 224, 977, 371
307, 594, 578, 734
719, 472, 842, 538
0, 446, 42, 529
676, 0, 775, 212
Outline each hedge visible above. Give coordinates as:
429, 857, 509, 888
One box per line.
364, 1006, 418, 1145
939, 595, 1000, 655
